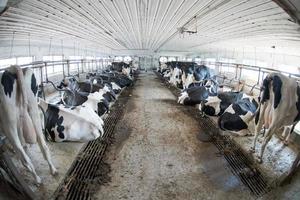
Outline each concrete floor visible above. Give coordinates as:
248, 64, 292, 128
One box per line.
94, 71, 253, 200
2, 71, 300, 199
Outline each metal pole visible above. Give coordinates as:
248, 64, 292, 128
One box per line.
67, 60, 70, 76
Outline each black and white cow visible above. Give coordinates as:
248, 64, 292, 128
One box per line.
59, 77, 116, 103
250, 73, 300, 163
169, 63, 183, 87
111, 62, 132, 78
178, 79, 218, 105
218, 97, 258, 136
39, 99, 104, 142
61, 90, 110, 117
88, 75, 122, 94
99, 73, 133, 88
182, 65, 212, 89
200, 92, 246, 116
0, 66, 57, 184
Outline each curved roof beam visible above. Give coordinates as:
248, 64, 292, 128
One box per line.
0, 0, 23, 14
272, 0, 300, 25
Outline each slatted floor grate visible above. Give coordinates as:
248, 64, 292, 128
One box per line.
155, 71, 271, 197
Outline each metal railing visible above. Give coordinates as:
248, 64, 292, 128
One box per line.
200, 61, 300, 92
1, 58, 113, 80
0, 58, 114, 100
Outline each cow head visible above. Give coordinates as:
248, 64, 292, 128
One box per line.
58, 77, 79, 91
204, 79, 218, 96
169, 67, 182, 87
183, 73, 194, 89
122, 66, 132, 79
200, 96, 221, 116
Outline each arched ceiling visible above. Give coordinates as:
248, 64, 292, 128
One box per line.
0, 0, 300, 57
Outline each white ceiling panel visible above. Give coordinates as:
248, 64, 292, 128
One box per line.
0, 0, 299, 57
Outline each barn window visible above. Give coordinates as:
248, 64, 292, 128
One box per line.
194, 58, 201, 64
114, 56, 123, 62
43, 55, 64, 75
17, 56, 34, 65
0, 57, 17, 69
168, 57, 176, 62
205, 58, 216, 69
219, 58, 235, 64
159, 56, 167, 63
279, 64, 299, 75
124, 56, 132, 62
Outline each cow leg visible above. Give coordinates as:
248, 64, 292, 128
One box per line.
36, 132, 58, 175
257, 125, 278, 163
4, 125, 41, 184
250, 105, 266, 153
17, 122, 29, 153
280, 126, 291, 145
250, 119, 264, 153
29, 106, 57, 176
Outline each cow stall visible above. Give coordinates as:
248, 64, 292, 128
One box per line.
0, 59, 138, 199
156, 61, 300, 197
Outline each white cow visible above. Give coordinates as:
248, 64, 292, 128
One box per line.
0, 65, 57, 184
250, 73, 300, 163
38, 99, 104, 142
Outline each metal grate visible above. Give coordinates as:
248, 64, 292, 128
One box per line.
155, 71, 271, 197
52, 84, 134, 200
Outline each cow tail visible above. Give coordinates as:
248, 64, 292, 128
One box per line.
14, 65, 28, 106
15, 66, 37, 144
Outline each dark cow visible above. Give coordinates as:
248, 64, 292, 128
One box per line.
0, 66, 57, 184
111, 62, 132, 78
178, 79, 218, 105
218, 97, 258, 136
250, 73, 300, 163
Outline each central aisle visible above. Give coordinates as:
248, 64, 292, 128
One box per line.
95, 72, 253, 200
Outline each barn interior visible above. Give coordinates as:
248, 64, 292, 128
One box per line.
0, 0, 300, 200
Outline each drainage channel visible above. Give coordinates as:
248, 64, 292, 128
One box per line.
155, 71, 271, 198
52, 85, 134, 200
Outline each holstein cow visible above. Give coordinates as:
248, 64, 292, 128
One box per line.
158, 62, 168, 73
178, 79, 218, 105
0, 66, 57, 184
98, 73, 133, 88
59, 77, 116, 103
61, 90, 110, 117
250, 73, 300, 163
200, 92, 246, 116
169, 63, 183, 88
88, 75, 122, 94
111, 62, 132, 78
39, 99, 104, 142
218, 96, 258, 136
182, 64, 212, 89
